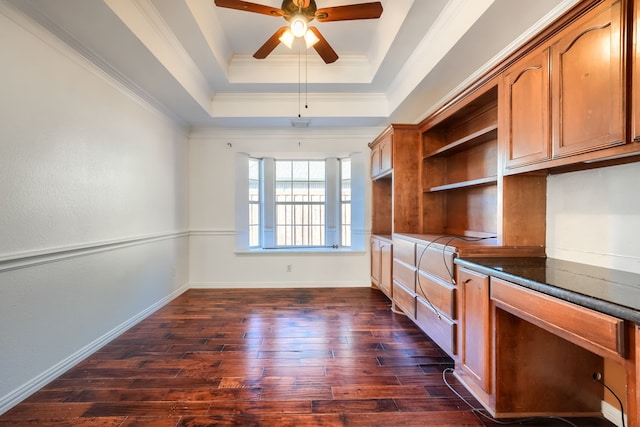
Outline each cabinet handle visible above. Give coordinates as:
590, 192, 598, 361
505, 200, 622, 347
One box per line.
462, 278, 472, 284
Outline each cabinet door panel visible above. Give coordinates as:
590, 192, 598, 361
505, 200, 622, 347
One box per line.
393, 281, 416, 319
380, 137, 393, 174
459, 267, 491, 393
370, 147, 381, 178
380, 241, 393, 298
370, 238, 381, 285
416, 298, 457, 356
551, 0, 624, 158
502, 47, 551, 169
393, 259, 416, 292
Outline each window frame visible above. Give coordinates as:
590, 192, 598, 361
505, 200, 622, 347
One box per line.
250, 157, 350, 250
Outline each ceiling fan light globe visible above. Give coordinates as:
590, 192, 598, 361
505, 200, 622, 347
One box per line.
290, 16, 307, 37
279, 29, 295, 48
304, 29, 319, 48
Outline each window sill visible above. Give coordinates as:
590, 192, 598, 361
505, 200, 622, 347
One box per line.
235, 247, 366, 255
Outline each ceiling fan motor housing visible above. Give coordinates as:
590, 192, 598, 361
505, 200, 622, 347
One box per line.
282, 0, 317, 22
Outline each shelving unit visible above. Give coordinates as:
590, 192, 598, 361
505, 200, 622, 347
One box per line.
421, 84, 501, 240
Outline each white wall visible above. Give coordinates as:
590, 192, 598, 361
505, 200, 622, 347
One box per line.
0, 6, 189, 412
189, 128, 379, 288
546, 162, 640, 274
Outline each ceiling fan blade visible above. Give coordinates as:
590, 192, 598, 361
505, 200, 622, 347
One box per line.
315, 2, 382, 22
308, 26, 338, 64
253, 26, 288, 59
214, 0, 284, 17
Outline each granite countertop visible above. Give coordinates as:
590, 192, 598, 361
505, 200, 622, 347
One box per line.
455, 257, 640, 324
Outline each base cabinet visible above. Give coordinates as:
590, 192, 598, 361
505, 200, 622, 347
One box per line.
454, 265, 636, 421
371, 236, 393, 299
457, 267, 491, 394
393, 234, 458, 357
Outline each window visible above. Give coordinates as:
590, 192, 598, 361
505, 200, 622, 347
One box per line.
248, 157, 351, 249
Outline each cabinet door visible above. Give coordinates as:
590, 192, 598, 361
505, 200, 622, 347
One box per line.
379, 136, 393, 175
380, 241, 393, 298
370, 238, 381, 285
501, 47, 551, 169
459, 267, 491, 393
633, 0, 640, 141
370, 146, 381, 178
551, 0, 624, 158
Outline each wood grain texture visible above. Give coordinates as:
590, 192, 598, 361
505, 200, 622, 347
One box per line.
0, 288, 613, 426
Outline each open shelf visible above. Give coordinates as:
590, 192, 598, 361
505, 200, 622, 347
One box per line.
424, 125, 498, 158
427, 176, 498, 192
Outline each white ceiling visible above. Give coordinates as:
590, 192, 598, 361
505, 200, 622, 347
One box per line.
7, 0, 580, 129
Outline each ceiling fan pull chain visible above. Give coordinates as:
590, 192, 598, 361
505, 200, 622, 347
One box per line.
305, 47, 309, 110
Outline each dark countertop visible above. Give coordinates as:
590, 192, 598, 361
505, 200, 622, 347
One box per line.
455, 257, 640, 324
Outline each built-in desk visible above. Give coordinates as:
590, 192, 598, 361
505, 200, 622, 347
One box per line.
454, 257, 639, 425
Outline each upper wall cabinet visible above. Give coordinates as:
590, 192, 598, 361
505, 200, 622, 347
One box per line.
500, 47, 551, 169
370, 128, 393, 180
501, 0, 639, 174
550, 0, 625, 158
370, 124, 420, 236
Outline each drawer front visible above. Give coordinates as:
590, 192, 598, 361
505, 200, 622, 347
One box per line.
393, 259, 416, 292
416, 270, 456, 319
491, 277, 626, 359
415, 298, 457, 356
393, 280, 416, 319
416, 244, 455, 283
393, 237, 416, 266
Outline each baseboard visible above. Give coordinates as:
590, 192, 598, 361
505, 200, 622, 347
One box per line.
188, 281, 370, 289
0, 282, 190, 416
602, 399, 627, 427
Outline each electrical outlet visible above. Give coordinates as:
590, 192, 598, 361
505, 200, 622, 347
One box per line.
286, 264, 292, 272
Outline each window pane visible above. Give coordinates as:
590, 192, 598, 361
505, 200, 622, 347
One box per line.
275, 160, 292, 180
292, 161, 308, 180
309, 161, 325, 181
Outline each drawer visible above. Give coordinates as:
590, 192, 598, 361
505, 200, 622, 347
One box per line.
393, 280, 416, 319
416, 270, 456, 319
393, 237, 416, 266
491, 277, 626, 360
416, 244, 455, 283
415, 298, 457, 356
393, 259, 416, 292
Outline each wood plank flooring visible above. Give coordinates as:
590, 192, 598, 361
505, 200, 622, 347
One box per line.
0, 288, 615, 426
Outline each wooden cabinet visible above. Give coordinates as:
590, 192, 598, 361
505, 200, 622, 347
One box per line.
501, 0, 635, 174
501, 47, 551, 169
391, 235, 416, 318
550, 0, 625, 158
370, 125, 420, 237
422, 84, 499, 239
457, 267, 491, 394
393, 234, 458, 357
370, 129, 393, 179
371, 236, 393, 299
370, 125, 420, 304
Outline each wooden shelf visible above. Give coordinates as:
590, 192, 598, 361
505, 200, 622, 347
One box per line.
424, 125, 498, 158
426, 176, 498, 192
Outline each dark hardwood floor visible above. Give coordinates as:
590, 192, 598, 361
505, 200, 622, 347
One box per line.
0, 288, 615, 426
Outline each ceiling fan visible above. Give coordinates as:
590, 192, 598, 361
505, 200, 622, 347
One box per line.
213, 0, 383, 64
